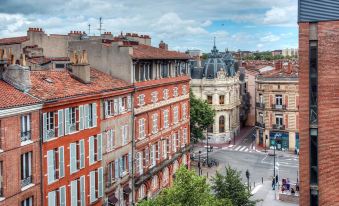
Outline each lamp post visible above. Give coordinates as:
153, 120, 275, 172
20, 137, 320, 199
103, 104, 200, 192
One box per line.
198, 150, 202, 176
206, 129, 209, 167
264, 134, 267, 153
246, 169, 250, 192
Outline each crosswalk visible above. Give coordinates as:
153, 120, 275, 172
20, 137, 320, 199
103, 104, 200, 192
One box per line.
221, 144, 262, 153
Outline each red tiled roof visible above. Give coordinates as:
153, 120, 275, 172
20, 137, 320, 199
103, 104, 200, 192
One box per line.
0, 81, 40, 109
29, 68, 131, 101
28, 56, 70, 65
0, 36, 28, 45
131, 44, 190, 60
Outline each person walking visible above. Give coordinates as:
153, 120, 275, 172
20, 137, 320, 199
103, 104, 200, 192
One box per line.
272, 177, 275, 190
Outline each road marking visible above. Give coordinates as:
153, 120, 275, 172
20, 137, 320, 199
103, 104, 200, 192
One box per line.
251, 184, 263, 194
234, 146, 241, 151
228, 144, 234, 148
244, 148, 249, 152
239, 146, 246, 152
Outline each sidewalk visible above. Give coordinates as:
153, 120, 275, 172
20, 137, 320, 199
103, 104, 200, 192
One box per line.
252, 181, 298, 206
256, 145, 299, 158
194, 126, 255, 149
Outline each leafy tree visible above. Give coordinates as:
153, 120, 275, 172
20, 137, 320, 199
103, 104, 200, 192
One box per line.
211, 166, 257, 206
139, 167, 230, 206
190, 90, 215, 142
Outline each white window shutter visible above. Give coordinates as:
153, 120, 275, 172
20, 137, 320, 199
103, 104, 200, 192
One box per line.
157, 142, 161, 160
113, 99, 118, 115
89, 136, 95, 164
111, 129, 115, 148
89, 171, 96, 203
58, 109, 64, 137
70, 143, 77, 173
84, 104, 89, 129
79, 139, 85, 169
104, 101, 108, 117
121, 126, 125, 145
98, 167, 104, 197
97, 133, 102, 161
79, 105, 84, 131
92, 103, 97, 127
70, 179, 78, 206
43, 113, 47, 141
139, 152, 144, 175
127, 95, 132, 111
59, 186, 66, 206
114, 159, 119, 179
119, 157, 123, 176
48, 190, 56, 206
135, 152, 140, 174
128, 152, 132, 173
80, 175, 86, 206
64, 108, 70, 135
58, 146, 65, 178
47, 150, 55, 184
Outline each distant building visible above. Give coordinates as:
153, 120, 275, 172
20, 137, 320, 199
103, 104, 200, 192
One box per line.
191, 43, 240, 143
282, 48, 298, 57
271, 50, 282, 56
255, 61, 299, 151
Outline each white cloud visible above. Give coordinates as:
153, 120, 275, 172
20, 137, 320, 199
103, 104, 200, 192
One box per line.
263, 6, 297, 27
260, 33, 280, 42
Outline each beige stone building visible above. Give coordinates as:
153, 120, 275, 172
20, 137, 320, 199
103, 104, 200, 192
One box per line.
191, 44, 241, 143
255, 62, 299, 151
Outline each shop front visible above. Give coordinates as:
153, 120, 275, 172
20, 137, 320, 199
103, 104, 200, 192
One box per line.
270, 132, 289, 150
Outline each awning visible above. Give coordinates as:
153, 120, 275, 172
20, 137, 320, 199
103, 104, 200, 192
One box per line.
123, 186, 132, 194
108, 195, 118, 204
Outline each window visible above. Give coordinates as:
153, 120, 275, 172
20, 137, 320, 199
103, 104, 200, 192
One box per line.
89, 167, 104, 203
182, 104, 187, 120
150, 144, 156, 167
139, 118, 146, 139
163, 110, 169, 128
143, 147, 149, 169
70, 176, 85, 206
65, 107, 77, 134
84, 103, 97, 128
138, 94, 145, 106
259, 94, 263, 103
21, 152, 32, 188
104, 99, 114, 117
43, 112, 55, 140
275, 114, 283, 126
47, 146, 65, 184
163, 168, 169, 185
173, 87, 178, 97
70, 139, 85, 174
163, 89, 169, 100
106, 161, 115, 187
172, 134, 177, 153
136, 151, 143, 175
162, 140, 167, 159
21, 196, 33, 206
219, 95, 225, 105
48, 186, 68, 206
89, 134, 103, 165
207, 96, 212, 104
55, 63, 65, 69
173, 106, 179, 124
21, 114, 31, 142
182, 85, 187, 95
275, 95, 283, 106
152, 113, 158, 134
106, 129, 115, 152
151, 91, 158, 103
219, 116, 225, 133
259, 112, 264, 123
151, 176, 158, 190
182, 128, 188, 147
121, 125, 129, 145
118, 154, 131, 177
138, 185, 146, 200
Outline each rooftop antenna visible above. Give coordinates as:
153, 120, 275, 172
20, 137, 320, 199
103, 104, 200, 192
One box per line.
98, 17, 105, 35
88, 24, 91, 35
214, 36, 216, 48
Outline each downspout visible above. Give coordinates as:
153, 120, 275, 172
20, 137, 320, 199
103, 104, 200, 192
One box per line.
131, 86, 136, 206
39, 110, 44, 206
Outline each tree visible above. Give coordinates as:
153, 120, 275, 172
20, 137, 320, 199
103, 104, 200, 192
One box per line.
211, 166, 258, 206
138, 167, 230, 206
190, 90, 215, 142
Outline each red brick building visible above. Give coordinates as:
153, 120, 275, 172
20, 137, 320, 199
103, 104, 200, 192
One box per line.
299, 1, 339, 205
0, 57, 42, 206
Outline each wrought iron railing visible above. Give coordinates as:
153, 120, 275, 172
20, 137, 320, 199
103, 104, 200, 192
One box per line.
256, 102, 265, 109
272, 124, 285, 130
255, 122, 265, 128
21, 131, 31, 142
21, 176, 32, 188
271, 104, 286, 110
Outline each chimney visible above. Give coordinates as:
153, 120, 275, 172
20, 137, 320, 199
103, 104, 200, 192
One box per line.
2, 64, 32, 92
101, 31, 113, 39
287, 62, 293, 74
70, 50, 91, 83
159, 40, 168, 50
275, 61, 282, 70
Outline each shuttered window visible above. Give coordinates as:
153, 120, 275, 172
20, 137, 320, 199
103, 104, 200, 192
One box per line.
57, 110, 64, 137
79, 105, 84, 130
139, 119, 145, 139
59, 186, 66, 206
80, 176, 85, 206
70, 179, 78, 206
79, 139, 85, 169
70, 143, 77, 174
106, 129, 115, 152
121, 125, 128, 145
173, 106, 179, 124
163, 110, 169, 128
58, 146, 65, 178
89, 171, 96, 203
98, 167, 103, 197
48, 190, 56, 206
89, 134, 102, 165
152, 113, 158, 134
47, 150, 55, 184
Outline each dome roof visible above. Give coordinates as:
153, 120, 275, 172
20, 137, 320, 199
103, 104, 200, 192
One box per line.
203, 44, 237, 79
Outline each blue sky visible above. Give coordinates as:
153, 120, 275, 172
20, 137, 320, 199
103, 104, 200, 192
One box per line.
0, 0, 298, 52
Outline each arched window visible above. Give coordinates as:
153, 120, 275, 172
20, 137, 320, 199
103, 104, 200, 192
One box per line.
219, 116, 225, 133
163, 168, 169, 185
138, 184, 146, 200
152, 176, 158, 190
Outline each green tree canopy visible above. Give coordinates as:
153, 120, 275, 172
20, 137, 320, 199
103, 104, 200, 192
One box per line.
211, 166, 257, 206
139, 167, 231, 206
190, 91, 215, 142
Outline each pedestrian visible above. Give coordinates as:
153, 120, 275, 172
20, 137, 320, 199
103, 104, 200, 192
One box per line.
275, 175, 279, 184
272, 177, 275, 190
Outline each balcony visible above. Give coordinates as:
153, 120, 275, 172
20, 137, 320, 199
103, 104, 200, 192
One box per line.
255, 122, 265, 128
256, 102, 265, 109
271, 104, 286, 110
272, 124, 285, 130
21, 176, 32, 188
21, 131, 31, 142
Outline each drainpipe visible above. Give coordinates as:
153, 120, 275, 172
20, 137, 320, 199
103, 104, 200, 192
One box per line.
39, 110, 44, 206
131, 88, 136, 206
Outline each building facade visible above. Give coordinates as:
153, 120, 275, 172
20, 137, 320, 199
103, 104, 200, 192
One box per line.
255, 62, 299, 151
191, 44, 241, 143
299, 0, 339, 205
0, 56, 42, 206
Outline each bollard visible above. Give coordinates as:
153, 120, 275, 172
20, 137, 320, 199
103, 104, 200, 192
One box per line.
262, 177, 263, 184
254, 182, 255, 187
207, 172, 209, 178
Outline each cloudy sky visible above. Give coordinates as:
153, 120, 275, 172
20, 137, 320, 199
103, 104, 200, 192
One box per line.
0, 0, 298, 52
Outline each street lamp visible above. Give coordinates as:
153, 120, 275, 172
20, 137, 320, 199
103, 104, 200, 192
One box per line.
264, 134, 268, 153
245, 169, 250, 192
198, 150, 202, 176
206, 127, 209, 167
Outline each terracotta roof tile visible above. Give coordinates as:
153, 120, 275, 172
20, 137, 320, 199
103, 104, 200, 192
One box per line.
131, 44, 189, 60
0, 81, 40, 109
27, 56, 69, 65
29, 68, 131, 101
0, 36, 28, 45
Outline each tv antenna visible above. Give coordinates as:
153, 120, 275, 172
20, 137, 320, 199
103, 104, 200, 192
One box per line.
98, 17, 105, 35
88, 24, 91, 35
